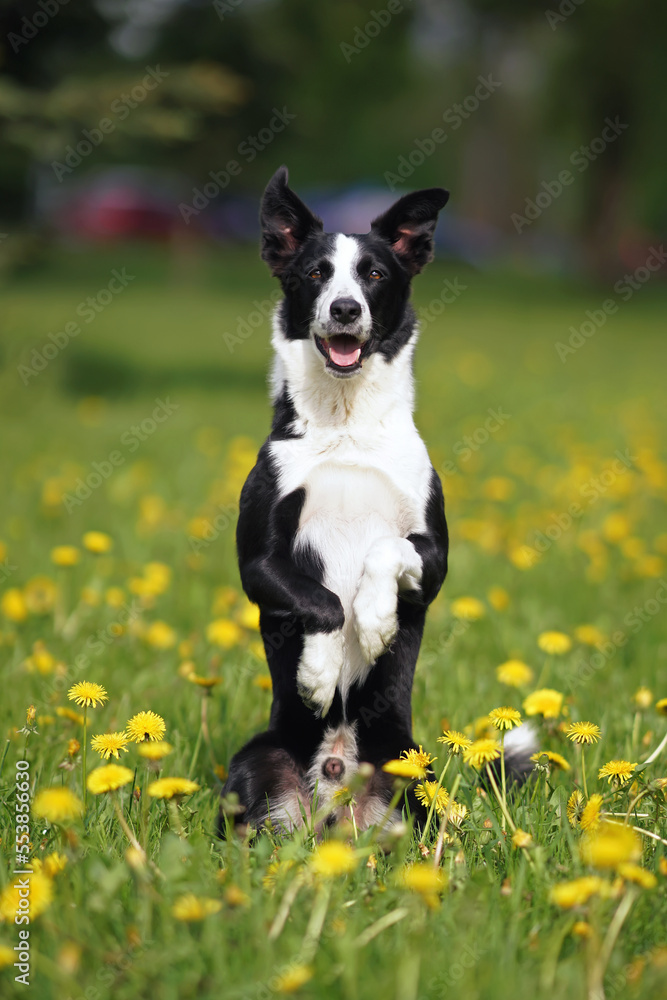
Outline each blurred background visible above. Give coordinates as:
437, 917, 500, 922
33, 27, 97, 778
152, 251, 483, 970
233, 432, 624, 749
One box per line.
1, 0, 666, 278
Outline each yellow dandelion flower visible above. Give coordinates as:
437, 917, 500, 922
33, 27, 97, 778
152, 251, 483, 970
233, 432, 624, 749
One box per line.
566, 722, 601, 745
617, 863, 657, 889
33, 853, 68, 878
437, 730, 472, 754
206, 618, 243, 649
602, 513, 630, 543
90, 732, 129, 760
382, 758, 426, 780
512, 828, 533, 849
171, 894, 221, 921
580, 794, 604, 833
523, 688, 564, 719
147, 777, 199, 799
254, 674, 272, 691
87, 764, 134, 794
274, 964, 314, 994
1, 587, 28, 623
310, 841, 358, 877
572, 920, 593, 939
82, 531, 113, 554
656, 698, 667, 716
137, 741, 173, 761
224, 885, 250, 908
144, 621, 177, 650
33, 787, 83, 824
580, 821, 641, 870
0, 945, 15, 968
463, 738, 501, 769
67, 682, 108, 708
537, 631, 572, 655
67, 738, 80, 757
125, 710, 166, 742
187, 674, 222, 689
632, 686, 653, 710
105, 586, 126, 608
143, 562, 172, 594
550, 876, 606, 909
0, 872, 53, 922
56, 706, 85, 725
450, 596, 485, 620
574, 624, 607, 646
24, 576, 58, 615
531, 750, 571, 772
401, 745, 436, 768
448, 802, 468, 827
414, 781, 449, 816
508, 544, 539, 570
51, 545, 80, 567
237, 602, 260, 630
487, 586, 510, 611
496, 659, 534, 687
598, 760, 637, 786
489, 706, 522, 731
399, 864, 447, 904
24, 640, 56, 675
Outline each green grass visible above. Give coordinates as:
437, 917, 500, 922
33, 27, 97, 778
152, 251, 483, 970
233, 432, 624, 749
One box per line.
1, 244, 666, 1000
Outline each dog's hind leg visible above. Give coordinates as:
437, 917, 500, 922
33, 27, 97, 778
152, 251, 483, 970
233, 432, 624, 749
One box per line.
218, 732, 310, 836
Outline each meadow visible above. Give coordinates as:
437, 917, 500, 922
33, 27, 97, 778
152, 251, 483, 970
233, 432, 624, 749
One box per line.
1, 242, 666, 1000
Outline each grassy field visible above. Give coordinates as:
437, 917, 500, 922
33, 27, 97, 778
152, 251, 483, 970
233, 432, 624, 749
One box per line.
1, 243, 666, 1000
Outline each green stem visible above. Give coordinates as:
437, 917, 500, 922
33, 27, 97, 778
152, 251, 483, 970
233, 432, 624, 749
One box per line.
581, 746, 588, 800
299, 882, 332, 964
420, 756, 452, 846
187, 718, 204, 780
500, 731, 507, 833
82, 705, 88, 813
588, 887, 638, 1000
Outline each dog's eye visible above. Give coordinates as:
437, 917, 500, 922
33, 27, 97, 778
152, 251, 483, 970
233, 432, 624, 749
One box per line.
308, 268, 322, 279
369, 269, 383, 280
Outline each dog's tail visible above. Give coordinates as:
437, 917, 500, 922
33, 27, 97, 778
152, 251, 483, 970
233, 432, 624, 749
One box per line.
502, 723, 538, 782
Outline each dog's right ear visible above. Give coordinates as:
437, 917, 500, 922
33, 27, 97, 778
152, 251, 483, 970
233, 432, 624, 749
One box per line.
260, 166, 323, 276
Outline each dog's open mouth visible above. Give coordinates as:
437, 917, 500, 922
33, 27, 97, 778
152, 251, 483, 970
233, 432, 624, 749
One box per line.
315, 334, 365, 374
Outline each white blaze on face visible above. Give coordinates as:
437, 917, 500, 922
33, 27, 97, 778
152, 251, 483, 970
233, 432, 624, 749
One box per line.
312, 233, 372, 341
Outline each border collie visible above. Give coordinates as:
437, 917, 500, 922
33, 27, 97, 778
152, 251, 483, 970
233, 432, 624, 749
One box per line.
221, 166, 450, 833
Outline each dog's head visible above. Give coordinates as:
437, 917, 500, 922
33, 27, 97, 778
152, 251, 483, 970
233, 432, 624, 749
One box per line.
260, 166, 449, 379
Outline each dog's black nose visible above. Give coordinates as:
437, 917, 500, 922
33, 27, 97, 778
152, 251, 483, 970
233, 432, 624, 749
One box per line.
330, 298, 361, 324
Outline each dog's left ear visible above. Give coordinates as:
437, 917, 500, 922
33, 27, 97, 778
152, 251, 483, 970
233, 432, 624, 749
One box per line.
260, 166, 324, 277
371, 188, 449, 275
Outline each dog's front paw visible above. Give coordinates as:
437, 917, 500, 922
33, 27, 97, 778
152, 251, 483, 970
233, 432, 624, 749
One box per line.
297, 630, 344, 717
353, 579, 398, 664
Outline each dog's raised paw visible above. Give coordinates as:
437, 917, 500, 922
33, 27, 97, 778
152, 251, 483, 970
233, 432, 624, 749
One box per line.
353, 580, 398, 664
297, 630, 344, 716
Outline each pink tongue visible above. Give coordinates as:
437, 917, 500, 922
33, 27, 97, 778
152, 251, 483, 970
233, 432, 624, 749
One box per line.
328, 336, 361, 367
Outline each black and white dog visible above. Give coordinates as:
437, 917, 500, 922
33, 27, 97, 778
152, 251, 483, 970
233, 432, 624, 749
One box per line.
221, 167, 450, 832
